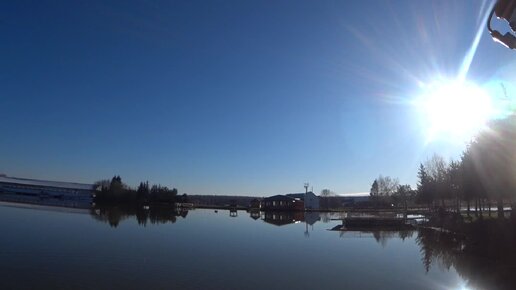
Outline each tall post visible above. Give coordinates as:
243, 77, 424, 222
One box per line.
304, 182, 309, 211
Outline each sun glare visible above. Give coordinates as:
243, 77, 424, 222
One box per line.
416, 79, 494, 143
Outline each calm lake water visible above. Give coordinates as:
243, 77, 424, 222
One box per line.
0, 203, 477, 289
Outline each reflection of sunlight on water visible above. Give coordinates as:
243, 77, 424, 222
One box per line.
456, 282, 470, 290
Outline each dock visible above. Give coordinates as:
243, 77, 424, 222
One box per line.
344, 217, 411, 228
331, 214, 424, 231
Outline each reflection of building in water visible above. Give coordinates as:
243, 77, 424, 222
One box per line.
303, 212, 321, 238
262, 211, 306, 226
262, 211, 321, 237
0, 175, 96, 206
304, 211, 321, 226
249, 209, 261, 220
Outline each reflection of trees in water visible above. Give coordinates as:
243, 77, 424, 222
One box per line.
344, 222, 516, 289
372, 231, 396, 247
319, 212, 346, 223
416, 220, 516, 290
416, 228, 460, 273
398, 229, 414, 241
339, 229, 415, 247
373, 229, 415, 247
319, 212, 332, 223
90, 205, 188, 228
318, 212, 346, 223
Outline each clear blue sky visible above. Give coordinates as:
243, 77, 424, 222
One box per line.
1, 0, 514, 196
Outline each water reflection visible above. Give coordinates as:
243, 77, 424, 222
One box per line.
90, 204, 188, 227
249, 209, 260, 220
335, 227, 415, 248
36, 204, 516, 289
261, 211, 305, 226
415, 221, 516, 290
89, 205, 342, 232
256, 210, 343, 227
252, 210, 516, 289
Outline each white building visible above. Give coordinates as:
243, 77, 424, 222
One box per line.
0, 175, 96, 201
286, 191, 320, 210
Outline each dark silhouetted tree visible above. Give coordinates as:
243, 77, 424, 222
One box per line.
416, 163, 434, 209
393, 184, 414, 212
370, 180, 379, 198
425, 154, 449, 208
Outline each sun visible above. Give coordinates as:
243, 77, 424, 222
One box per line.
415, 79, 494, 143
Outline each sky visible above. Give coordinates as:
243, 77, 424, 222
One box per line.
1, 0, 515, 196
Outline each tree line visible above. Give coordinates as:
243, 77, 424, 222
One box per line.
369, 175, 415, 210
370, 114, 516, 217
94, 175, 187, 205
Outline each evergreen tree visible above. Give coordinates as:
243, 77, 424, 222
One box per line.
417, 163, 434, 209
370, 179, 379, 198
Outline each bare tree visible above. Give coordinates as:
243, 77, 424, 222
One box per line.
376, 175, 399, 197
425, 154, 449, 208
320, 189, 334, 197
320, 188, 335, 209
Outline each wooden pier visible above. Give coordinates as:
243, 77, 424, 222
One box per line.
331, 214, 423, 231
344, 217, 410, 228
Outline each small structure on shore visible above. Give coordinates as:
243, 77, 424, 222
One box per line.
261, 195, 304, 211
331, 212, 416, 231
229, 209, 238, 217
249, 198, 261, 209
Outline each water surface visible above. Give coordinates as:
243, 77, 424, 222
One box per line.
0, 204, 472, 289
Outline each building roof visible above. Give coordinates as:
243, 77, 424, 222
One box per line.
263, 194, 297, 201
0, 176, 95, 191
286, 192, 317, 199
286, 193, 304, 199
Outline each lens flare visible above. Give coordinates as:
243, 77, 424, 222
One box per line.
415, 79, 495, 144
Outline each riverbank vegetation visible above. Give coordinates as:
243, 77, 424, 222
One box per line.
93, 176, 187, 205
371, 115, 516, 218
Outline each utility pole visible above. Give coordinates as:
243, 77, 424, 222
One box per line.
303, 182, 309, 211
